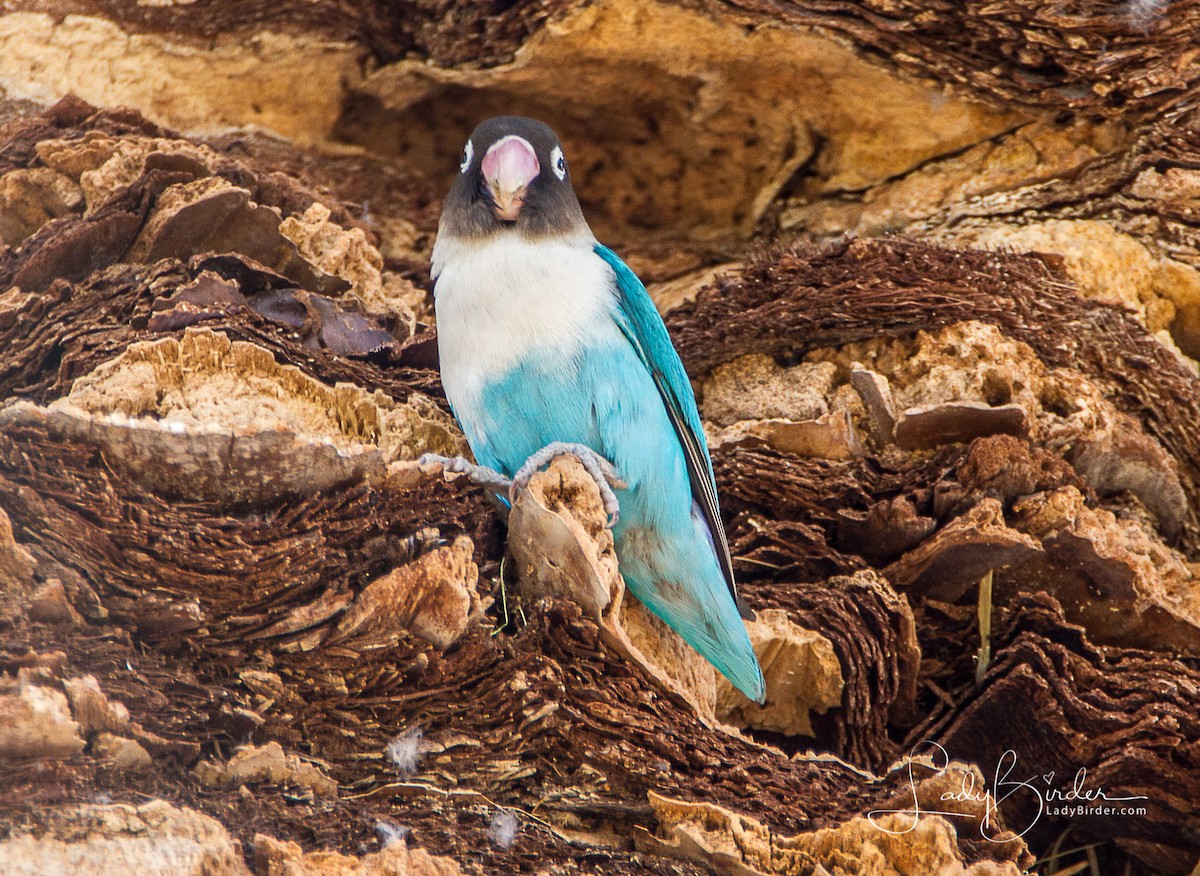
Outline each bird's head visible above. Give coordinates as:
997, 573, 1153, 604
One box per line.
438, 116, 589, 241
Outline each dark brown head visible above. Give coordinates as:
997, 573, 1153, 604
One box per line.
437, 116, 590, 240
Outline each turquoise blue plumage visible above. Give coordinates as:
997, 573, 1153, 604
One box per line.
430, 116, 766, 703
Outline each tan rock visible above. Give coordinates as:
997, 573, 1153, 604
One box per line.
0, 329, 464, 507
809, 321, 1045, 417
360, 0, 1021, 241
63, 675, 131, 736
195, 741, 338, 798
280, 202, 419, 333
0, 13, 359, 144
508, 456, 620, 620
710, 411, 863, 461
0, 800, 249, 876
508, 455, 723, 727
253, 833, 463, 875
0, 682, 85, 760
702, 355, 836, 427
717, 609, 843, 737
0, 166, 83, 244
639, 787, 1025, 875
0, 504, 37, 623
35, 133, 220, 210
92, 733, 153, 771
329, 536, 479, 652
786, 118, 1128, 239
1156, 257, 1200, 360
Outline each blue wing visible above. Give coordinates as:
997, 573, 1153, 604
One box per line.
594, 244, 745, 616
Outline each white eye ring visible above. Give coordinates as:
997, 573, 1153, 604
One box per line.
460, 140, 474, 173
551, 145, 566, 180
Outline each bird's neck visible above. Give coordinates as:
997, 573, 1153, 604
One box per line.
431, 226, 595, 281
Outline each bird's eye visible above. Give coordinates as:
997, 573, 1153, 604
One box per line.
459, 140, 474, 173
551, 145, 566, 180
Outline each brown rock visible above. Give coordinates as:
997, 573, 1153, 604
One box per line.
1069, 409, 1189, 539
1011, 487, 1200, 654
28, 578, 83, 625
850, 366, 898, 446
895, 401, 1028, 451
0, 504, 36, 623
837, 495, 937, 564
885, 500, 1043, 601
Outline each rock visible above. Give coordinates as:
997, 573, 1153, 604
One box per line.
0, 328, 463, 507
702, 355, 835, 427
328, 536, 479, 652
638, 787, 1027, 875
195, 741, 338, 798
0, 13, 358, 145
3, 19, 1200, 869
1012, 486, 1200, 654
885, 500, 1043, 601
717, 609, 843, 737
0, 165, 82, 244
92, 732, 152, 771
27, 578, 82, 625
894, 401, 1028, 451
850, 366, 899, 446
509, 455, 723, 727
0, 800, 249, 876
253, 833, 463, 875
0, 504, 37, 623
0, 681, 85, 760
63, 675, 131, 736
711, 410, 863, 461
279, 202, 420, 333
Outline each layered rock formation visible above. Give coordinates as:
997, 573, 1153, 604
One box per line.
2, 2, 1200, 874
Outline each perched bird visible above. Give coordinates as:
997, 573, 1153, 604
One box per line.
426, 116, 766, 703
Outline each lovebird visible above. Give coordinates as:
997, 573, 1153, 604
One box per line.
427, 116, 766, 703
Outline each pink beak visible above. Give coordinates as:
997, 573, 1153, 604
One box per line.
481, 135, 540, 221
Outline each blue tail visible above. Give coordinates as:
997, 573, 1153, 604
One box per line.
616, 503, 766, 704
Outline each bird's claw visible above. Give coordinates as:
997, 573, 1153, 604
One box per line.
418, 453, 466, 473
509, 442, 625, 528
417, 453, 513, 495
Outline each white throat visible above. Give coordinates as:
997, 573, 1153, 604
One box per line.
432, 231, 619, 414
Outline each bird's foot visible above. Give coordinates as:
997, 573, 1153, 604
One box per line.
510, 442, 626, 528
417, 454, 513, 496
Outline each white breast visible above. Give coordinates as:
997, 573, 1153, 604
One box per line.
432, 232, 621, 416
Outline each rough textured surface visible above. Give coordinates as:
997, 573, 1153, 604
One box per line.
0, 801, 250, 876
2, 0, 1200, 871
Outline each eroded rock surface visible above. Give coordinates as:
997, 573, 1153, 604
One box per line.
2, 0, 1200, 870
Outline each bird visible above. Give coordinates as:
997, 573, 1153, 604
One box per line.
424, 115, 766, 704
